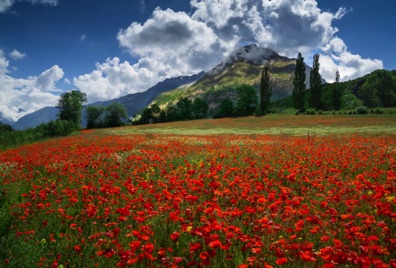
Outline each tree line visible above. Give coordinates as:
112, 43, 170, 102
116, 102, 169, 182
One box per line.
0, 90, 129, 149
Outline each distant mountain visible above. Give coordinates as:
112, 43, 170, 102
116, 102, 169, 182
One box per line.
12, 107, 58, 130
11, 72, 204, 130
0, 113, 14, 126
89, 72, 204, 116
152, 44, 310, 113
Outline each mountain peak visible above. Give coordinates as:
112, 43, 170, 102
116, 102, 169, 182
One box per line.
234, 44, 280, 64
207, 44, 286, 76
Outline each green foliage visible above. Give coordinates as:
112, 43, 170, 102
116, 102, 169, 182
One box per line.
176, 97, 193, 120
57, 90, 87, 129
309, 54, 322, 110
259, 65, 272, 114
342, 93, 363, 110
38, 119, 75, 136
0, 122, 14, 133
293, 52, 306, 111
214, 99, 234, 118
234, 85, 258, 117
343, 69, 396, 108
356, 106, 369, 114
357, 69, 396, 108
104, 103, 128, 127
191, 98, 209, 119
0, 119, 75, 150
86, 106, 106, 129
85, 103, 128, 128
165, 106, 178, 122
331, 71, 344, 111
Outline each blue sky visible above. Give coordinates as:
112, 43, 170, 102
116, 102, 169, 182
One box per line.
0, 0, 395, 121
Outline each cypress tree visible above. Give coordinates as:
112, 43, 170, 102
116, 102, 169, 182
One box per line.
332, 70, 343, 111
293, 52, 306, 111
309, 54, 322, 110
259, 64, 272, 114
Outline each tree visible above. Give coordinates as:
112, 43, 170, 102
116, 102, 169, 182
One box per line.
104, 103, 128, 127
0, 122, 14, 133
259, 64, 272, 114
342, 93, 363, 110
85, 106, 106, 129
309, 54, 322, 110
234, 85, 258, 117
57, 90, 87, 129
332, 70, 343, 111
214, 99, 234, 118
293, 52, 306, 111
176, 97, 193, 120
191, 98, 209, 119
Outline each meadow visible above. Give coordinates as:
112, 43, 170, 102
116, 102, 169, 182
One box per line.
0, 114, 395, 267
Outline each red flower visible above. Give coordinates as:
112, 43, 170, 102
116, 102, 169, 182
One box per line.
170, 232, 180, 242
276, 258, 288, 265
209, 240, 222, 249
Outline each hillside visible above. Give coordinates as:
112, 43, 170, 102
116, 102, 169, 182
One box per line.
151, 44, 308, 113
10, 73, 203, 130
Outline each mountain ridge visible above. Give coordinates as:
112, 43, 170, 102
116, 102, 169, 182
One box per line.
10, 72, 204, 130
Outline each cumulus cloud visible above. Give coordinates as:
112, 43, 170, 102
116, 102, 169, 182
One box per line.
74, 57, 172, 103
0, 0, 58, 13
74, 0, 382, 102
0, 50, 63, 122
75, 7, 227, 103
190, 0, 382, 81
9, 49, 26, 60
118, 8, 224, 75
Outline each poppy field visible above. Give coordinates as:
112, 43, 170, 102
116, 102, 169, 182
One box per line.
0, 127, 395, 267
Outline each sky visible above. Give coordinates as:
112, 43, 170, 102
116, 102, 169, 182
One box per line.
0, 0, 395, 122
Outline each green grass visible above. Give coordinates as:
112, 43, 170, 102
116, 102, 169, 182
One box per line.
103, 113, 396, 136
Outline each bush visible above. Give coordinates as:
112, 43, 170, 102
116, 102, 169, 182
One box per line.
356, 106, 369, 114
371, 108, 383, 114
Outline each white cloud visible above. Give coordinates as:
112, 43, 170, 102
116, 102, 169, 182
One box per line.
74, 57, 167, 103
117, 8, 224, 74
74, 7, 229, 103
0, 50, 63, 122
319, 51, 383, 83
74, 0, 382, 102
0, 0, 14, 13
0, 0, 58, 13
35, 65, 64, 92
9, 49, 26, 60
190, 0, 382, 81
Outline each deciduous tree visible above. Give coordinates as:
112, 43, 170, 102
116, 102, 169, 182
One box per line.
57, 90, 87, 129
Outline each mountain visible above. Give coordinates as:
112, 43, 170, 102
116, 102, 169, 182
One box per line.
12, 107, 58, 130
11, 73, 204, 130
89, 72, 204, 116
0, 113, 14, 126
151, 44, 310, 112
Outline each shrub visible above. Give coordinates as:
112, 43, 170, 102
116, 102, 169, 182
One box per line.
356, 106, 369, 114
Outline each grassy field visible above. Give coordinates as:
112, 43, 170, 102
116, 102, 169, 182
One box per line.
0, 114, 395, 267
105, 114, 396, 136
